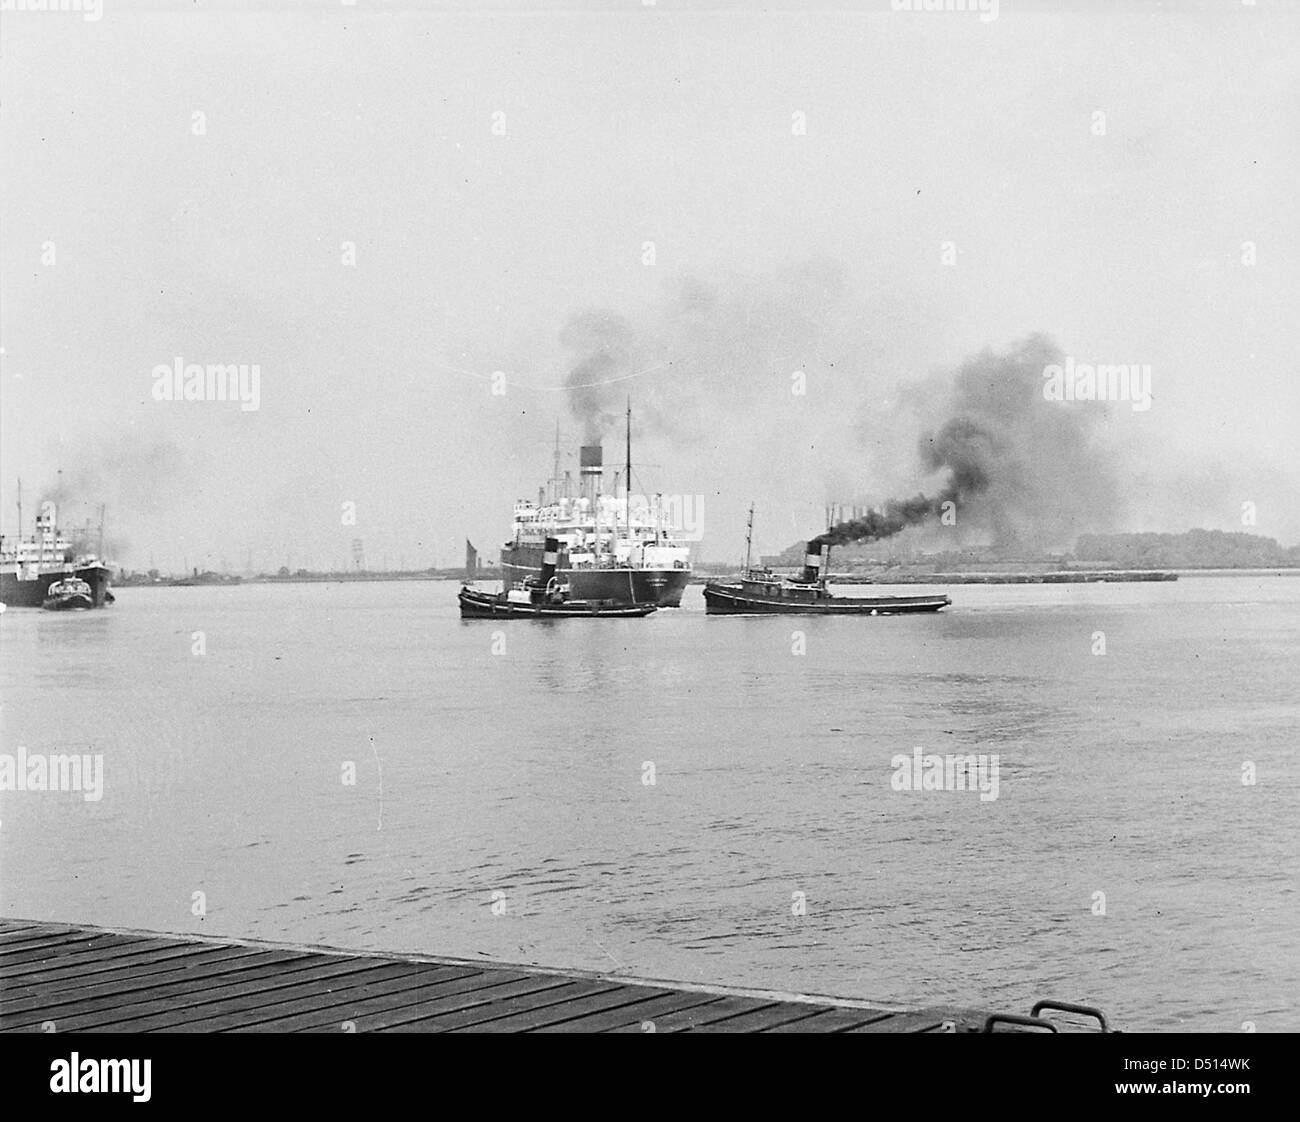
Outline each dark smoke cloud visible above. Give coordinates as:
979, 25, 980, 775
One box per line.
824, 334, 1123, 550
557, 258, 852, 445
551, 273, 1124, 555
28, 436, 192, 564
560, 310, 639, 443
814, 493, 936, 546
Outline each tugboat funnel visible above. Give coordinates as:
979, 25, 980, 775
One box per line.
801, 542, 824, 584
539, 537, 561, 586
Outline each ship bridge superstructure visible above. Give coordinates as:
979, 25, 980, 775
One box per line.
509, 493, 691, 571
0, 503, 106, 578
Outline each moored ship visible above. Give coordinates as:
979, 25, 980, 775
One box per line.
0, 500, 114, 609
499, 409, 693, 606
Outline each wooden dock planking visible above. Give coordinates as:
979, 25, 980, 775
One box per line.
1, 945, 277, 998
360, 975, 608, 1033
845, 1008, 962, 1033
759, 1005, 897, 1032
684, 1002, 841, 1033
233, 968, 537, 1033
453, 982, 677, 1033
0, 949, 301, 1016
0, 936, 198, 976
0, 927, 85, 950
529, 990, 725, 1033
384, 978, 624, 1033
0, 922, 84, 940
64, 960, 435, 1034
312, 973, 589, 1033
0, 942, 257, 993
0, 932, 151, 963
0, 918, 1008, 1033
606, 995, 779, 1032
1, 952, 395, 1030
145, 965, 448, 1034
0, 925, 151, 951
188, 966, 493, 1033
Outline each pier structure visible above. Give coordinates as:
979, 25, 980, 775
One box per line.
0, 919, 1109, 1033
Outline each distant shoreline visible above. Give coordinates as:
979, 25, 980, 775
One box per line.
107, 566, 1300, 590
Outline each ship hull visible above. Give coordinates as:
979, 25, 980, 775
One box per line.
501, 546, 689, 606
459, 587, 657, 619
0, 564, 113, 609
703, 582, 950, 615
0, 571, 62, 607
43, 593, 94, 611
75, 565, 114, 607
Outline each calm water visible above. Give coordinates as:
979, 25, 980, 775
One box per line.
2, 576, 1297, 1031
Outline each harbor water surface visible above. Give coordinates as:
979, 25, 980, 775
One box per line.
2, 577, 1297, 1031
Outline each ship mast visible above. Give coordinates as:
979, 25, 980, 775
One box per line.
823, 508, 832, 590
744, 503, 754, 573
16, 477, 21, 539
551, 420, 561, 505
625, 397, 632, 541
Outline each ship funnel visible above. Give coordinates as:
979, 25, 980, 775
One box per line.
539, 537, 561, 586
800, 541, 824, 584
579, 445, 603, 500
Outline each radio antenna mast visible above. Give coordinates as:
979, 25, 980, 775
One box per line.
625, 397, 633, 539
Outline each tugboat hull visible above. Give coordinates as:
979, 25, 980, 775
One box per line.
703, 582, 950, 615
42, 592, 94, 611
459, 587, 658, 619
41, 577, 97, 611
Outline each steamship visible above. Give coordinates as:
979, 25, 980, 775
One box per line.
703, 510, 949, 615
0, 502, 114, 609
499, 413, 693, 606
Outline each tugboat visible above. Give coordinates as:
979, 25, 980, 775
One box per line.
703, 508, 951, 616
461, 538, 658, 619
42, 577, 95, 611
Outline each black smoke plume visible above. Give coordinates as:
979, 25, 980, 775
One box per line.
814, 493, 939, 547
560, 310, 638, 443
25, 436, 190, 564
557, 259, 850, 446
822, 334, 1122, 550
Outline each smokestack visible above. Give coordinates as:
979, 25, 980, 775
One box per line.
800, 541, 824, 584
539, 537, 560, 586
579, 445, 603, 501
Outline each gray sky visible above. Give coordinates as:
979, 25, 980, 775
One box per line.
3, 1, 1297, 569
